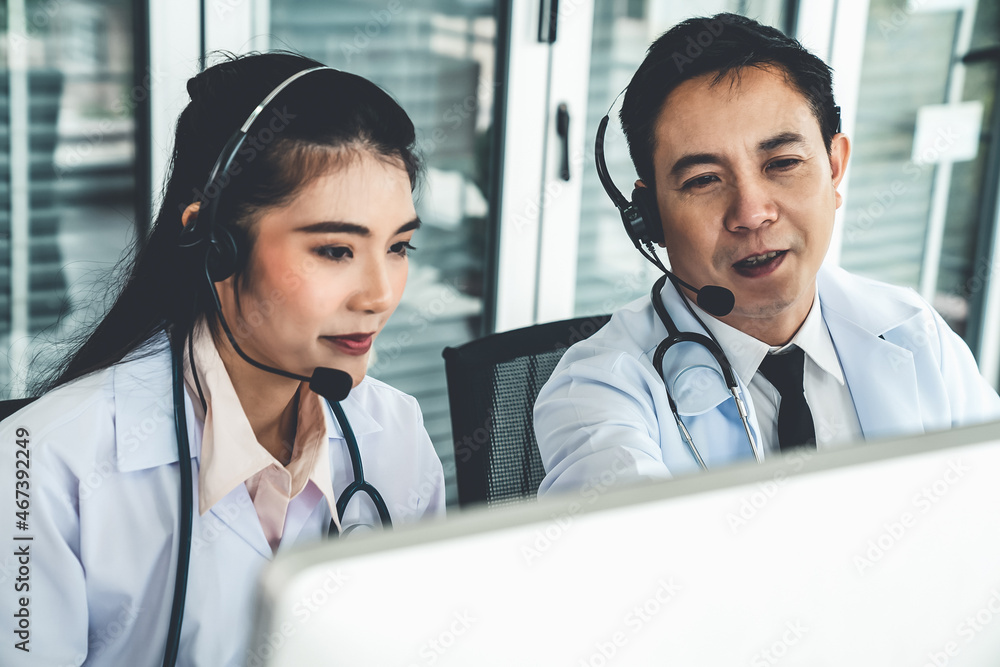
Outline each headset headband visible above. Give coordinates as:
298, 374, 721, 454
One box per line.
180, 65, 335, 248
597, 105, 841, 205
594, 114, 630, 211
594, 93, 840, 275
239, 65, 331, 133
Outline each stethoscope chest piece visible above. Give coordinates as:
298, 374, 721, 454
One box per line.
649, 275, 762, 468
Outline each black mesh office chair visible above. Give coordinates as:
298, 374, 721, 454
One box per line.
0, 398, 38, 422
0, 396, 37, 421
442, 314, 611, 509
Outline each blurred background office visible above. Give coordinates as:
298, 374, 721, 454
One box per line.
1, 0, 997, 505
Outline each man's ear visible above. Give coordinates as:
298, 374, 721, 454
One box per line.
828, 133, 851, 210
181, 202, 200, 228
632, 179, 666, 247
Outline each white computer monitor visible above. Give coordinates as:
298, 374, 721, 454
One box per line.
250, 420, 1000, 666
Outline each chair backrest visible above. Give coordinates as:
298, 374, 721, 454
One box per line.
442, 314, 611, 509
0, 397, 38, 423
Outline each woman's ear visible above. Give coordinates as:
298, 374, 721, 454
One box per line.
181, 202, 201, 228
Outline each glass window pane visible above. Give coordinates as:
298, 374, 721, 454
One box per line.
839, 2, 957, 288
0, 0, 137, 395
938, 53, 997, 339
839, 0, 997, 353
269, 1, 498, 504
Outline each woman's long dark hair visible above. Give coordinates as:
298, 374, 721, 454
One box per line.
37, 52, 421, 393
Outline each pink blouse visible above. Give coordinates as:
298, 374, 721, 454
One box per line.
183, 320, 341, 552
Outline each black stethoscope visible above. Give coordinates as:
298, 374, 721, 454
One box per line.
593, 98, 761, 472
165, 328, 392, 665
649, 273, 762, 470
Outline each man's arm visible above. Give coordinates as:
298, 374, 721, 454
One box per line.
929, 308, 1000, 425
533, 347, 676, 501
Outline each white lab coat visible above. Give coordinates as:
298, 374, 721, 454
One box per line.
0, 337, 445, 666
534, 266, 1000, 496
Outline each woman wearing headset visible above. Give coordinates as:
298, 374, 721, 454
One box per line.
0, 52, 445, 666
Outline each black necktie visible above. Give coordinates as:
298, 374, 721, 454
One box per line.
757, 346, 816, 451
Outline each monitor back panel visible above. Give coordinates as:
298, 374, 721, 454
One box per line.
252, 421, 1000, 667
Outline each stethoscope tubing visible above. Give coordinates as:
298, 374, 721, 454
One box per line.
163, 335, 390, 665
164, 332, 195, 667
330, 400, 393, 532
649, 275, 762, 468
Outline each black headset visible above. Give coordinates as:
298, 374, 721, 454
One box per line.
593, 105, 841, 273
593, 101, 841, 316
176, 65, 353, 399
594, 115, 663, 263
178, 66, 332, 280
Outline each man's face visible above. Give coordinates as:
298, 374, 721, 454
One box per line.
649, 65, 850, 344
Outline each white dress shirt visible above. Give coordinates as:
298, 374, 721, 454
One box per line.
694, 290, 864, 453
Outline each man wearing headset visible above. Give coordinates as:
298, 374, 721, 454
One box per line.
533, 13, 1000, 496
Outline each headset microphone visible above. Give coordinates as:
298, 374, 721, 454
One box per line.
665, 273, 735, 317
180, 65, 354, 404
595, 112, 736, 319
204, 269, 353, 403
309, 367, 354, 403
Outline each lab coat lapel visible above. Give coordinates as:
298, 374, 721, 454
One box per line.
206, 484, 273, 559
114, 341, 198, 471
819, 268, 923, 441
112, 340, 274, 559
325, 391, 383, 441
823, 309, 921, 440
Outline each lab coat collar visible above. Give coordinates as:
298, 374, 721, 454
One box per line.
654, 266, 927, 445
655, 277, 768, 389
816, 266, 924, 439
817, 265, 922, 336
675, 290, 849, 389
654, 278, 713, 349
323, 380, 384, 441
666, 280, 843, 388
113, 333, 384, 472
114, 337, 200, 473
657, 266, 922, 374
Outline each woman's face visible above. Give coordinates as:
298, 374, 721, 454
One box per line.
217, 150, 418, 387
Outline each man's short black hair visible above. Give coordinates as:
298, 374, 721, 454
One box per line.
620, 13, 838, 187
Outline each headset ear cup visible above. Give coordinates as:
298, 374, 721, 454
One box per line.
631, 187, 664, 245
206, 225, 240, 282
